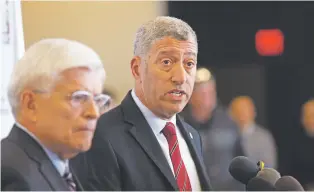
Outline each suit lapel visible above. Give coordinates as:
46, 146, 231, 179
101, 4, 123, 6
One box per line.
176, 116, 200, 158
8, 125, 69, 191
70, 165, 84, 191
121, 92, 179, 190
176, 117, 212, 190
128, 126, 178, 190
39, 161, 69, 191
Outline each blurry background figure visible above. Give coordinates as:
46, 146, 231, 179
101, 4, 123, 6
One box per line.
301, 99, 314, 138
285, 99, 314, 190
300, 99, 314, 190
180, 68, 244, 190
229, 96, 277, 168
99, 88, 117, 114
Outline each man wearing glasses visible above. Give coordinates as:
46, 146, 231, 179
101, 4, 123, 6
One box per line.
1, 38, 109, 191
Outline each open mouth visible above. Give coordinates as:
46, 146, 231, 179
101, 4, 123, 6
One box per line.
167, 89, 187, 99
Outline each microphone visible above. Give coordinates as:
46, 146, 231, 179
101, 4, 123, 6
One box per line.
246, 168, 280, 191
275, 176, 304, 191
246, 177, 276, 191
228, 156, 260, 185
256, 168, 281, 185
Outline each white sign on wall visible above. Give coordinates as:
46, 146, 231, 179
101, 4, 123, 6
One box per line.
0, 0, 25, 139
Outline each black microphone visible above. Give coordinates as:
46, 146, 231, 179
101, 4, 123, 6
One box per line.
246, 167, 280, 191
256, 168, 281, 185
246, 177, 276, 191
275, 176, 304, 191
228, 156, 260, 185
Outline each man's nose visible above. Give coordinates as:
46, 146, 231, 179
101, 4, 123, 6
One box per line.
171, 62, 187, 85
83, 100, 100, 119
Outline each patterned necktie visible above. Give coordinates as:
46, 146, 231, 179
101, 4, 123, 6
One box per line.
162, 122, 192, 191
63, 166, 77, 191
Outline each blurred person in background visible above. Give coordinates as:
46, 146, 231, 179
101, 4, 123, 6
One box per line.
302, 99, 314, 138
1, 39, 108, 191
229, 96, 277, 168
99, 88, 117, 114
180, 67, 244, 191
285, 99, 314, 190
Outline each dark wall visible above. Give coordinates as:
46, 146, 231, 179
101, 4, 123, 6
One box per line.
168, 2, 314, 65
168, 1, 314, 175
211, 64, 267, 127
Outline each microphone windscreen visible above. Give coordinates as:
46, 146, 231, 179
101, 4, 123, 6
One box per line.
228, 156, 259, 185
275, 176, 304, 191
256, 168, 281, 185
246, 177, 276, 191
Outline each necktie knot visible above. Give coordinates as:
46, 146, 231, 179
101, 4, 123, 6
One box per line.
162, 122, 177, 138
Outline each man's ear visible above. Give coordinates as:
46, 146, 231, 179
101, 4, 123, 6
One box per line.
20, 90, 38, 122
131, 56, 142, 80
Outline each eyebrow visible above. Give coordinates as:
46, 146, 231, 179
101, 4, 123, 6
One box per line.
64, 87, 99, 95
184, 52, 197, 58
157, 50, 197, 58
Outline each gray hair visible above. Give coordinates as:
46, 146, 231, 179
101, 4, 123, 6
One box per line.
133, 16, 198, 57
7, 38, 106, 117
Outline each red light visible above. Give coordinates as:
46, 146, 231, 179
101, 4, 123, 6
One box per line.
255, 29, 284, 56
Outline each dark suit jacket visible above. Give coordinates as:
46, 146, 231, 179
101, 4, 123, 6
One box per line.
71, 91, 212, 191
1, 125, 83, 191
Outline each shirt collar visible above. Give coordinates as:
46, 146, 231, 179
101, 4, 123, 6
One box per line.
15, 122, 68, 176
131, 89, 176, 136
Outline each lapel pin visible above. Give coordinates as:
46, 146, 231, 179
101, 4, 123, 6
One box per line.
189, 132, 193, 139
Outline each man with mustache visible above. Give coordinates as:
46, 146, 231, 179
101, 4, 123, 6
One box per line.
1, 39, 109, 191
72, 16, 212, 191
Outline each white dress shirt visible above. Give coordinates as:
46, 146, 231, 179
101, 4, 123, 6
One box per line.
131, 90, 201, 191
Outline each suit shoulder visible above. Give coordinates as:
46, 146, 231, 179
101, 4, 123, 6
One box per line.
1, 139, 32, 190
1, 138, 25, 163
1, 138, 35, 171
97, 106, 124, 129
94, 105, 129, 142
255, 124, 273, 136
1, 165, 30, 190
